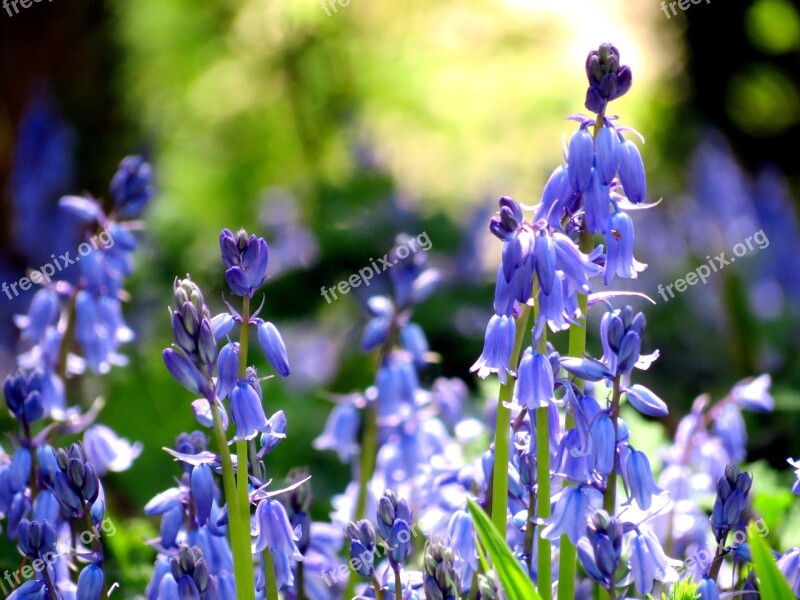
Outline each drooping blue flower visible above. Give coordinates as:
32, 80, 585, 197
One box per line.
567, 127, 594, 194
730, 374, 774, 413
777, 548, 800, 597
514, 349, 555, 410
628, 526, 674, 595
590, 411, 616, 476
621, 445, 663, 511
695, 576, 720, 600
617, 138, 646, 204
595, 125, 619, 185
83, 424, 142, 476
470, 314, 516, 384
542, 484, 601, 545
252, 498, 303, 569
257, 320, 290, 377
229, 378, 268, 441
313, 401, 360, 463
447, 509, 478, 590
77, 563, 105, 600
583, 170, 611, 234
604, 210, 645, 285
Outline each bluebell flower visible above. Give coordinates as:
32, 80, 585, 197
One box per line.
711, 404, 746, 463
542, 485, 601, 545
595, 125, 619, 185
252, 498, 303, 578
17, 519, 57, 560
376, 490, 413, 570
258, 410, 288, 457
14, 288, 59, 343
620, 445, 663, 511
778, 548, 800, 597
83, 424, 142, 476
313, 401, 360, 463
376, 353, 419, 418
730, 374, 774, 412
77, 563, 105, 600
584, 43, 632, 114
583, 170, 611, 234
257, 320, 290, 377
623, 385, 668, 418
220, 228, 269, 298
490, 196, 523, 242
695, 576, 720, 600
536, 166, 574, 229
215, 342, 239, 401
400, 322, 429, 367
361, 296, 393, 351
617, 138, 646, 204
229, 378, 268, 441
163, 347, 211, 397
470, 314, 516, 384
191, 463, 215, 527
628, 526, 674, 595
567, 127, 594, 194
110, 155, 154, 218
388, 233, 440, 309
590, 411, 616, 476
603, 210, 645, 285
447, 509, 477, 590
514, 349, 554, 410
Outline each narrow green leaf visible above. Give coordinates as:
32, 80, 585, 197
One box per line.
750, 524, 795, 599
467, 499, 543, 600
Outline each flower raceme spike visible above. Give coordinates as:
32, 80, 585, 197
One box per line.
710, 463, 752, 542
377, 489, 414, 570
345, 519, 378, 579
423, 538, 460, 600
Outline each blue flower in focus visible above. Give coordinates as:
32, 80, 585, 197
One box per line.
252, 498, 303, 588
220, 228, 269, 298
584, 43, 632, 115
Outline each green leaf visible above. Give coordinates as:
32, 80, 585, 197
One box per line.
467, 499, 542, 600
661, 578, 700, 600
750, 524, 795, 599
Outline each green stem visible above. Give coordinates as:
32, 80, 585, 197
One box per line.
356, 404, 378, 520
533, 317, 551, 600
557, 213, 594, 600
210, 397, 250, 597
236, 296, 259, 600
490, 304, 532, 533
708, 533, 728, 583
394, 568, 403, 600
297, 559, 306, 600
535, 406, 552, 600
371, 575, 384, 600
262, 550, 280, 600
602, 378, 622, 515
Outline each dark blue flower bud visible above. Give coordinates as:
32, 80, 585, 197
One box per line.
210, 313, 235, 342
567, 128, 594, 193
77, 563, 105, 600
257, 321, 290, 377
110, 155, 154, 218
390, 520, 412, 566
161, 504, 185, 548
618, 139, 646, 204
221, 229, 269, 298
584, 43, 632, 114
163, 348, 210, 397
616, 330, 641, 375
560, 356, 613, 382
490, 196, 522, 241
215, 342, 239, 401
624, 385, 668, 417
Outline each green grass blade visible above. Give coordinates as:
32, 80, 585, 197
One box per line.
750, 524, 795, 599
467, 499, 543, 600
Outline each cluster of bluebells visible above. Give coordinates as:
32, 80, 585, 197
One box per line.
0, 156, 149, 599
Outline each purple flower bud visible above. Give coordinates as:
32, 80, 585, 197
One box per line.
77, 564, 105, 600
567, 128, 594, 194
623, 384, 668, 418
215, 343, 239, 401
616, 330, 641, 375
221, 229, 269, 298
210, 313, 235, 342
163, 348, 210, 397
161, 503, 185, 548
618, 139, 646, 204
560, 356, 613, 382
390, 519, 412, 566
110, 155, 154, 218
257, 321, 290, 377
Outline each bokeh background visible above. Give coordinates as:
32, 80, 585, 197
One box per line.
1, 0, 799, 593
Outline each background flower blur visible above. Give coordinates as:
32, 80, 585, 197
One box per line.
0, 0, 799, 594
